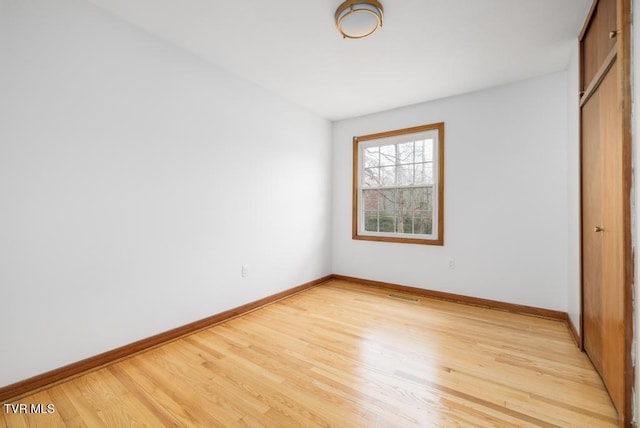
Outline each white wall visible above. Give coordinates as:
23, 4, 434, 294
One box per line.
566, 43, 581, 332
0, 0, 332, 387
332, 73, 571, 311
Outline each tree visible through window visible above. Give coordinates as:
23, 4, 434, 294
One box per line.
353, 123, 444, 245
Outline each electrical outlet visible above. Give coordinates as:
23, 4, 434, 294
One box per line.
448, 259, 456, 270
241, 265, 248, 278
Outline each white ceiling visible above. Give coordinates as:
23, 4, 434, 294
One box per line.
86, 0, 592, 121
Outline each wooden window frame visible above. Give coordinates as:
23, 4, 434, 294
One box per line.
352, 122, 444, 245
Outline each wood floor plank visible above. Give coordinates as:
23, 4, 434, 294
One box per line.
107, 364, 183, 427
46, 385, 89, 427
1, 279, 617, 427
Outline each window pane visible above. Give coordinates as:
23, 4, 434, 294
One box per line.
415, 139, 433, 162
397, 164, 413, 185
415, 140, 424, 161
379, 212, 396, 233
364, 212, 378, 232
363, 189, 379, 211
414, 187, 433, 211
397, 142, 414, 165
415, 162, 433, 185
380, 145, 396, 166
363, 167, 379, 187
364, 147, 379, 168
424, 139, 434, 161
379, 189, 396, 211
398, 216, 413, 234
414, 216, 433, 235
397, 188, 413, 213
380, 166, 396, 186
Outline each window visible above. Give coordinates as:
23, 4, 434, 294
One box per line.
352, 122, 444, 245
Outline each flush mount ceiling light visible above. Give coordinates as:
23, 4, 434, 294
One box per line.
335, 0, 383, 39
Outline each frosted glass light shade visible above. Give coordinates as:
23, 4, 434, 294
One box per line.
335, 0, 383, 39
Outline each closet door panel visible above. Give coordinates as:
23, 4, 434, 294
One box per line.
581, 0, 617, 89
599, 62, 624, 409
580, 82, 603, 375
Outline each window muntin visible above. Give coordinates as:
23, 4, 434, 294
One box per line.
353, 123, 444, 245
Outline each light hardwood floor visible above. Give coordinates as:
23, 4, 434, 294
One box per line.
1, 280, 617, 427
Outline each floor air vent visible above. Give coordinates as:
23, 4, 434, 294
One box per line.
387, 294, 419, 303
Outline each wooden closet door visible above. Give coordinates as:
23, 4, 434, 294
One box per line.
581, 62, 623, 409
599, 60, 625, 413
579, 0, 631, 424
